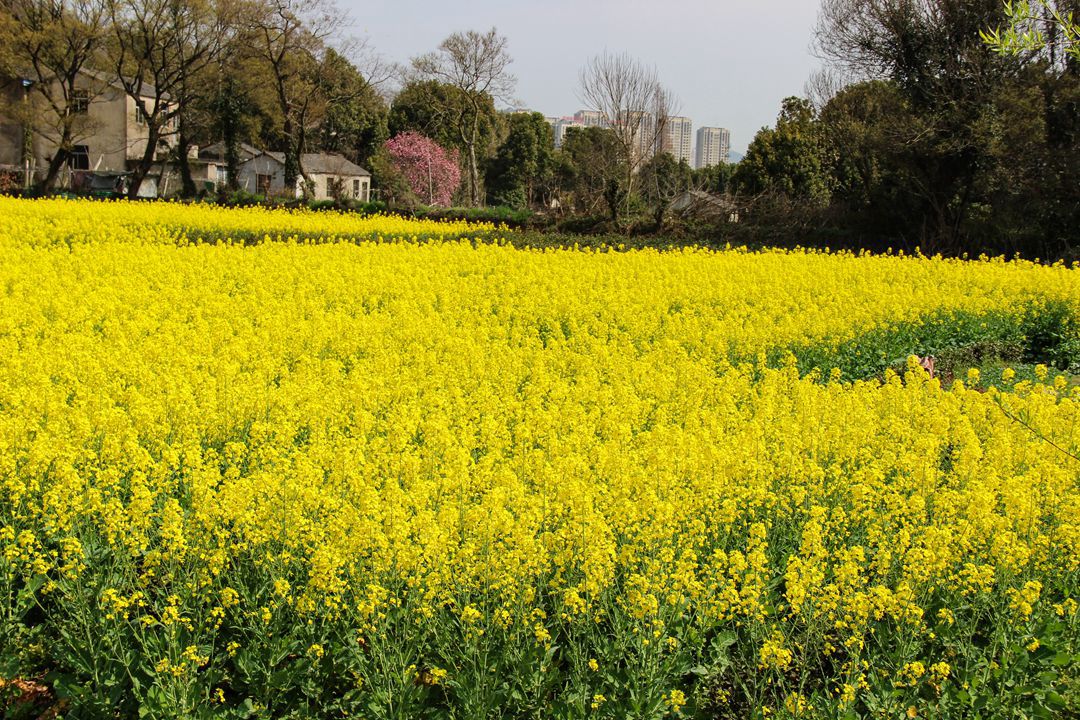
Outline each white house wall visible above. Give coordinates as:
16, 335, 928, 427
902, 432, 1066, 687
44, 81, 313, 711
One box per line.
309, 173, 371, 201
0, 73, 176, 181
238, 156, 294, 198
237, 161, 371, 201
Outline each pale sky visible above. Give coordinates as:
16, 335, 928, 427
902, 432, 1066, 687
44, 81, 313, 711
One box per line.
343, 1, 825, 155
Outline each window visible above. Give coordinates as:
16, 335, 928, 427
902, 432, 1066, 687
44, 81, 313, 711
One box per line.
216, 166, 228, 184
353, 178, 360, 198
256, 173, 272, 195
135, 104, 147, 126
68, 145, 89, 171
326, 176, 345, 200
72, 92, 90, 115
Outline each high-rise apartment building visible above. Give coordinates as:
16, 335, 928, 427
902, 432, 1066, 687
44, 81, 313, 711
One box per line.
694, 127, 730, 168
573, 109, 607, 128
622, 110, 657, 165
662, 116, 693, 164
547, 116, 583, 148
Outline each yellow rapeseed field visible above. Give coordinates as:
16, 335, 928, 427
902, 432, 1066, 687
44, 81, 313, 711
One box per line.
0, 198, 1078, 719
0, 196, 492, 247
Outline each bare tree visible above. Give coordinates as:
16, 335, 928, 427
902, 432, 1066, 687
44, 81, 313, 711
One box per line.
344, 35, 393, 91
804, 66, 856, 111
247, 0, 387, 196
578, 51, 677, 223
0, 0, 110, 190
108, 0, 238, 198
247, 0, 340, 194
411, 27, 515, 206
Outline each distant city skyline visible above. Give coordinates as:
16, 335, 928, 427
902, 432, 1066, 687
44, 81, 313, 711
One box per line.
538, 108, 729, 167
342, 0, 824, 156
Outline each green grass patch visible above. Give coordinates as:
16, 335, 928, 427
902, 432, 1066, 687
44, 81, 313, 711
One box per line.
779, 300, 1080, 383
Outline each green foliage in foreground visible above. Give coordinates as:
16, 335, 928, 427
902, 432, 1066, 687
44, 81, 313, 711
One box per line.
3, 541, 1078, 720
3, 301, 1080, 719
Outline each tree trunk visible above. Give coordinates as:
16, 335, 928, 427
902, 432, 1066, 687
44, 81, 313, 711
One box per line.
296, 119, 312, 199
282, 111, 298, 192
128, 125, 160, 199
468, 142, 479, 206
223, 113, 240, 192
284, 150, 299, 197
466, 103, 481, 207
177, 125, 196, 198
39, 145, 69, 192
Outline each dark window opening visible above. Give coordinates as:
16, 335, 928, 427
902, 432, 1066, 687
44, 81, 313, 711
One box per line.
69, 145, 90, 171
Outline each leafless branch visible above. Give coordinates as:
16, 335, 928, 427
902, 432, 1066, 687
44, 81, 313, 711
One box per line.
577, 51, 679, 222
409, 27, 516, 206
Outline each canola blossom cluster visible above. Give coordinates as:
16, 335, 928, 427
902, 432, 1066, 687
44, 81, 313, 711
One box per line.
0, 198, 1078, 719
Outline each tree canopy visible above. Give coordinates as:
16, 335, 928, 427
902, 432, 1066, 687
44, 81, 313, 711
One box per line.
485, 111, 554, 209
726, 0, 1080, 257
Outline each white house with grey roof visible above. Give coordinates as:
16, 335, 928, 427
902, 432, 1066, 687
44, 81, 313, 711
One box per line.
238, 150, 371, 201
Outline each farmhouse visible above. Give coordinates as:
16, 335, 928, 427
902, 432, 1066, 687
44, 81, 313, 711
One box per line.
1, 69, 374, 200
198, 141, 262, 182
238, 151, 372, 201
669, 190, 740, 223
0, 68, 177, 191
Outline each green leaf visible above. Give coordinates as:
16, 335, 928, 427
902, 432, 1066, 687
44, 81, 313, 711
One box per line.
1046, 691, 1067, 709
49, 671, 83, 700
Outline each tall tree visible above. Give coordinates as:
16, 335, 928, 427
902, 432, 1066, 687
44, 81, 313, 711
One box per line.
207, 72, 250, 191
248, 0, 335, 194
171, 58, 220, 196
389, 80, 501, 159
560, 125, 627, 221
248, 0, 385, 194
410, 28, 515, 207
171, 4, 273, 197
733, 97, 832, 205
578, 51, 677, 224
485, 111, 554, 209
316, 48, 388, 167
790, 0, 1080, 256
0, 0, 110, 190
814, 0, 1023, 250
107, 0, 236, 198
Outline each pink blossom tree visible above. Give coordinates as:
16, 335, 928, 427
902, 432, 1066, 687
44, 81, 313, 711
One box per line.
384, 132, 461, 206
